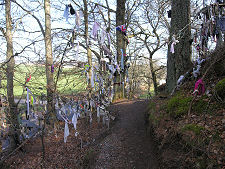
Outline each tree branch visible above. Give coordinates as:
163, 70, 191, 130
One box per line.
13, 1, 45, 37
0, 40, 42, 69
0, 27, 6, 38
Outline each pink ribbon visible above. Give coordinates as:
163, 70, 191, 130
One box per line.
194, 79, 205, 95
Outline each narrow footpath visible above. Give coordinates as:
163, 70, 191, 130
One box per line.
93, 100, 159, 169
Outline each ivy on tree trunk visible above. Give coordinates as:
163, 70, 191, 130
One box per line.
166, 0, 192, 93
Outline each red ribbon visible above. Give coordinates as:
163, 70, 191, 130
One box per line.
26, 75, 31, 82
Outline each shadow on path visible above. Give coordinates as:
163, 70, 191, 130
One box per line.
93, 100, 158, 169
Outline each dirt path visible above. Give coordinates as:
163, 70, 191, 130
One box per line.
93, 100, 158, 169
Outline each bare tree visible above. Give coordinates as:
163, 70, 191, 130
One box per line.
83, 0, 93, 99
5, 0, 21, 150
131, 0, 169, 95
113, 0, 126, 100
166, 0, 192, 92
44, 0, 55, 125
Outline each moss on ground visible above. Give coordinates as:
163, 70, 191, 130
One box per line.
192, 96, 208, 114
147, 101, 156, 112
215, 78, 225, 100
181, 124, 205, 136
167, 93, 192, 118
147, 101, 165, 125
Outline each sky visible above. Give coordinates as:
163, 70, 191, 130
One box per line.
1, 0, 117, 64
0, 0, 219, 66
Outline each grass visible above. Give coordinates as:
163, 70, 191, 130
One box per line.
181, 124, 205, 136
192, 96, 208, 114
0, 64, 87, 97
215, 78, 225, 100
147, 101, 156, 112
167, 92, 192, 118
139, 88, 155, 99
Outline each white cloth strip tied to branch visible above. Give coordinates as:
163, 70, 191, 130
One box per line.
72, 113, 77, 130
193, 58, 205, 78
108, 64, 115, 74
61, 114, 70, 143
75, 10, 83, 30
91, 22, 100, 40
91, 66, 95, 88
102, 45, 112, 58
75, 41, 79, 58
114, 54, 120, 72
97, 106, 100, 118
86, 72, 89, 84
126, 69, 129, 83
193, 65, 201, 78
64, 122, 69, 143
63, 5, 69, 22
100, 28, 107, 45
90, 100, 95, 109
196, 58, 205, 65
114, 54, 117, 65
58, 107, 71, 143
170, 35, 179, 54
107, 33, 111, 46
121, 49, 124, 70
89, 111, 92, 123
59, 109, 70, 123
26, 88, 36, 116
177, 75, 185, 86
95, 73, 98, 82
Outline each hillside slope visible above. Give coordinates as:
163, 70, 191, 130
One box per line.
146, 45, 225, 169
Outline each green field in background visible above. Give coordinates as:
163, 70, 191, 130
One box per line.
0, 64, 87, 98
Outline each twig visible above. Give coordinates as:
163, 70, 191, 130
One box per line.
188, 53, 222, 116
40, 118, 45, 169
0, 129, 41, 165
54, 42, 70, 91
188, 94, 197, 116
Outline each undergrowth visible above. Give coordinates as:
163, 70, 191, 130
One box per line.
167, 92, 192, 118
181, 124, 205, 136
215, 78, 225, 100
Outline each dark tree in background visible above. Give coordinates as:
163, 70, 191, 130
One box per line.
114, 0, 126, 100
166, 0, 192, 93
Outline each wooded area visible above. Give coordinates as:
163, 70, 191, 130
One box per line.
0, 0, 224, 168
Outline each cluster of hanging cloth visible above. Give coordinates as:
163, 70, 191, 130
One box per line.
63, 3, 130, 87
21, 2, 224, 143
8, 3, 131, 145
61, 3, 132, 142
170, 1, 225, 96
14, 86, 114, 145
5, 1, 223, 147
195, 1, 225, 55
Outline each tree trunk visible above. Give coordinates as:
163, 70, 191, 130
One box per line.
114, 0, 126, 101
83, 0, 92, 99
0, 72, 2, 88
149, 56, 158, 95
166, 0, 192, 93
5, 0, 20, 150
44, 0, 55, 125
216, 0, 225, 48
